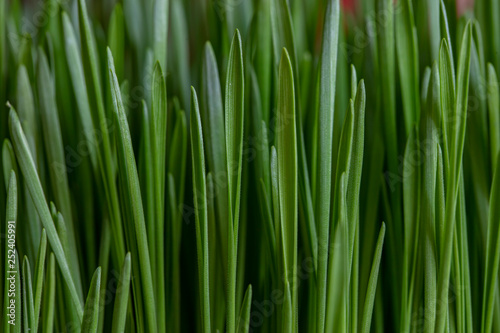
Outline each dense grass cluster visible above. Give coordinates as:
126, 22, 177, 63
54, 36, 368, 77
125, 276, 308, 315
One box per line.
0, 0, 499, 332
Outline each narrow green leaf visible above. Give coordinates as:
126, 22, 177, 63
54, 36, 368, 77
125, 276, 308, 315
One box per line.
81, 267, 101, 333
201, 42, 229, 277
225, 29, 245, 333
276, 48, 298, 328
42, 253, 56, 333
111, 253, 132, 333
396, 0, 420, 135
153, 0, 168, 70
360, 223, 386, 333
190, 86, 212, 332
37, 48, 82, 295
315, 1, 340, 331
78, 0, 126, 265
487, 64, 500, 170
482, 153, 500, 332
8, 107, 84, 318
62, 11, 97, 171
3, 171, 17, 333
236, 285, 253, 333
33, 229, 47, 329
22, 257, 35, 331
108, 48, 157, 332
435, 22, 472, 333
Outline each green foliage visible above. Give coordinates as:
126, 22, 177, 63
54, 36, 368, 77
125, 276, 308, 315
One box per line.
1, 0, 499, 332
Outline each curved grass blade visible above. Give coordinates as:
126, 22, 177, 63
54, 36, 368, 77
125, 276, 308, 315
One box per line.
190, 87, 212, 332
82, 267, 101, 333
8, 107, 84, 319
111, 253, 132, 333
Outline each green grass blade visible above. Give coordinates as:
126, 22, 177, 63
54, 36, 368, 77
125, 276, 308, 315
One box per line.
153, 0, 168, 70
37, 48, 82, 296
22, 256, 35, 332
236, 285, 253, 333
108, 48, 157, 332
190, 86, 212, 332
225, 29, 244, 333
33, 229, 47, 329
315, 1, 340, 331
201, 42, 229, 276
111, 253, 132, 333
435, 22, 472, 333
61, 11, 98, 172
3, 171, 17, 333
151, 62, 167, 332
360, 223, 386, 333
8, 107, 84, 318
78, 0, 126, 265
396, 0, 420, 135
42, 253, 56, 333
482, 152, 500, 333
276, 48, 298, 329
82, 267, 101, 333
487, 64, 500, 170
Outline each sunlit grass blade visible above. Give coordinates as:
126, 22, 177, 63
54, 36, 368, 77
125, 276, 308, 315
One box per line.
111, 253, 132, 333
81, 267, 101, 333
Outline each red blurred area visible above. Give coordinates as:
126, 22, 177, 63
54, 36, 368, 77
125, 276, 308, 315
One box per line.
340, 0, 475, 16
341, 0, 356, 12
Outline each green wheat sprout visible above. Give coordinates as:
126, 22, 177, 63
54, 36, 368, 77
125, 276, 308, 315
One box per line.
0, 0, 499, 332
